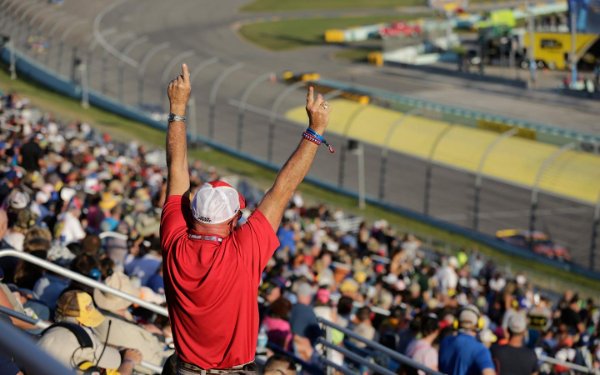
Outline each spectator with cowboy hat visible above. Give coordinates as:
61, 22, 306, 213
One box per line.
160, 64, 331, 374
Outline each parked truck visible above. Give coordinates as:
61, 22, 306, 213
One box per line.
522, 32, 600, 70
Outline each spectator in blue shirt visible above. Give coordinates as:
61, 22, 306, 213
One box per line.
439, 304, 496, 375
276, 219, 296, 257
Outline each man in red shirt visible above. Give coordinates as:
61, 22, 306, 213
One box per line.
160, 64, 331, 374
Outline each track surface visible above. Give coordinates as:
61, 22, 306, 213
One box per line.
2, 0, 599, 269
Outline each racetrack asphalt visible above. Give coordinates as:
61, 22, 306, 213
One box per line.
2, 0, 599, 270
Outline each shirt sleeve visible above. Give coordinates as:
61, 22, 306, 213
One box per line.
475, 346, 495, 372
160, 195, 189, 254
232, 209, 280, 283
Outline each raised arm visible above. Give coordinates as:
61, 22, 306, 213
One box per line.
257, 86, 330, 231
166, 63, 192, 196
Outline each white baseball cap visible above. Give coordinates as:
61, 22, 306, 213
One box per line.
191, 181, 246, 224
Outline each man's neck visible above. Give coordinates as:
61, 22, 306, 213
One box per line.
508, 336, 523, 347
192, 222, 231, 237
458, 329, 476, 337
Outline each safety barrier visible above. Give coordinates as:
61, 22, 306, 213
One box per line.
316, 78, 600, 150
0, 318, 75, 375
0, 306, 164, 374
0, 249, 169, 317
318, 317, 444, 375
2, 44, 600, 282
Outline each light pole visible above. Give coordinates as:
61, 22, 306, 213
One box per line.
350, 141, 366, 210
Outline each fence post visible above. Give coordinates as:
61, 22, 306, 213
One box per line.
137, 42, 170, 106
338, 104, 368, 188
424, 125, 454, 215
236, 72, 274, 151
379, 108, 421, 201
528, 143, 576, 250
55, 19, 86, 74
159, 49, 195, 111
472, 128, 518, 230
208, 62, 244, 140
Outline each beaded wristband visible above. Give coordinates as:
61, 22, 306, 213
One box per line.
303, 132, 322, 145
305, 128, 335, 153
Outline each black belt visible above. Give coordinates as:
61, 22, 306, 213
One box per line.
178, 360, 257, 374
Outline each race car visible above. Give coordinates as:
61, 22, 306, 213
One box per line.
495, 229, 571, 262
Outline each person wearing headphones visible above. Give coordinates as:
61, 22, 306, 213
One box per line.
439, 304, 496, 375
38, 290, 142, 375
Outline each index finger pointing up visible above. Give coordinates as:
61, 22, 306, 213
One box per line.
181, 63, 190, 82
306, 86, 314, 107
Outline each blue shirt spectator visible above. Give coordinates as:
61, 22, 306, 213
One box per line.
439, 333, 495, 375
33, 274, 70, 311
124, 252, 161, 286
277, 223, 296, 256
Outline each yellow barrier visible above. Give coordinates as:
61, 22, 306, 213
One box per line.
285, 100, 600, 204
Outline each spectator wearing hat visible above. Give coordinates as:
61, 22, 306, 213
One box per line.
38, 290, 142, 375
94, 271, 139, 321
439, 305, 495, 375
93, 272, 172, 373
160, 65, 331, 373
491, 314, 538, 375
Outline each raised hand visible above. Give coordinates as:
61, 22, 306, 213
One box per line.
305, 86, 330, 134
167, 63, 191, 115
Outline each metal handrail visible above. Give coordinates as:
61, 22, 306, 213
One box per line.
317, 338, 395, 375
317, 317, 444, 375
0, 249, 169, 317
0, 318, 76, 375
538, 354, 600, 375
0, 306, 163, 373
0, 305, 49, 329
99, 231, 129, 241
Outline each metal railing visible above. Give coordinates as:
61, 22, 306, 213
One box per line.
0, 249, 169, 317
0, 318, 75, 375
317, 317, 444, 375
0, 306, 163, 374
538, 354, 600, 375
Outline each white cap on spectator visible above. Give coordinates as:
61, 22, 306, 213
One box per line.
9, 191, 29, 209
508, 313, 527, 334
60, 187, 76, 203
191, 181, 246, 224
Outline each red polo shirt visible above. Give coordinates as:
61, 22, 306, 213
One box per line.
160, 195, 279, 369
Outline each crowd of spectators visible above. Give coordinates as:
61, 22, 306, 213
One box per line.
0, 90, 599, 375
